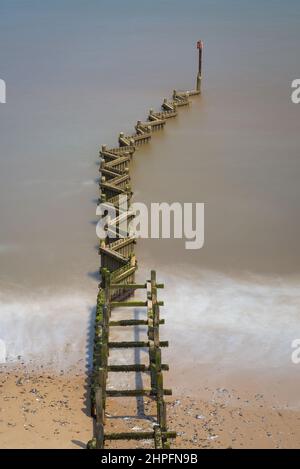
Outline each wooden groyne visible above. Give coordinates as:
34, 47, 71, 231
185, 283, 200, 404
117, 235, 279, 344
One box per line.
87, 41, 203, 449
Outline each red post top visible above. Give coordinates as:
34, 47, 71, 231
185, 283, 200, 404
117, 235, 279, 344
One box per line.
197, 40, 203, 50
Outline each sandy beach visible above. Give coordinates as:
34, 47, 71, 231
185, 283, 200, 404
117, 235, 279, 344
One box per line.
1, 363, 300, 449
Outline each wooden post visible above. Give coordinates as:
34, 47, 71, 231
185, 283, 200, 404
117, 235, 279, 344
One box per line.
103, 268, 111, 303
156, 372, 165, 425
196, 40, 203, 92
149, 344, 157, 389
154, 425, 163, 449
151, 270, 157, 303
153, 304, 160, 347
95, 387, 104, 448
156, 370, 170, 448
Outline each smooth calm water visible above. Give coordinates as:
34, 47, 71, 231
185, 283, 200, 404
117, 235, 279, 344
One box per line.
0, 1, 300, 381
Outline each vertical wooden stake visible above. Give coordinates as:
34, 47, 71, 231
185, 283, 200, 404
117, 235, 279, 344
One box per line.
196, 40, 203, 92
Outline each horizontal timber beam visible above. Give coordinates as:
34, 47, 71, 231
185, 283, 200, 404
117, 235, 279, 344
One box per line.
106, 389, 172, 397
110, 300, 164, 307
108, 340, 168, 348
104, 431, 176, 441
107, 364, 169, 372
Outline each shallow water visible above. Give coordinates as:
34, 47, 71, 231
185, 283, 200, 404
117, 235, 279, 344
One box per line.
0, 1, 300, 380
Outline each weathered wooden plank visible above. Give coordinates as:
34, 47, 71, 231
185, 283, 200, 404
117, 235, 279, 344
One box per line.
107, 364, 169, 372
99, 246, 128, 264
106, 389, 172, 397
108, 340, 168, 348
104, 431, 176, 441
110, 282, 164, 289
110, 300, 164, 307
109, 319, 165, 326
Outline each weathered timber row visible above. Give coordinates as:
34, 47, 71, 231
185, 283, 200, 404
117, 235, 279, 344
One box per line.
87, 41, 203, 449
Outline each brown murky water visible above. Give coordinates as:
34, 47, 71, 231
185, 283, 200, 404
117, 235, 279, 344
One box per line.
0, 1, 300, 397
134, 81, 300, 276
